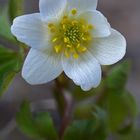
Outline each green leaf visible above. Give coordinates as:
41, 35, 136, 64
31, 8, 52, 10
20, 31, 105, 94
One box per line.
63, 106, 108, 140
116, 128, 140, 140
122, 91, 138, 118
0, 45, 22, 96
91, 106, 109, 140
117, 122, 134, 135
74, 103, 94, 119
63, 120, 98, 140
0, 8, 15, 41
101, 91, 138, 133
16, 101, 42, 139
35, 112, 58, 140
16, 101, 59, 140
0, 71, 15, 96
99, 61, 138, 133
117, 91, 138, 134
107, 61, 131, 92
8, 0, 24, 23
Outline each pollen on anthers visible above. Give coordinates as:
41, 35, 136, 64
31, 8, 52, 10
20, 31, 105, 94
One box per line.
48, 8, 94, 59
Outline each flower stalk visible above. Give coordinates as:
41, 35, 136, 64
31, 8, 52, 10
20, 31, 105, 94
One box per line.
54, 78, 73, 139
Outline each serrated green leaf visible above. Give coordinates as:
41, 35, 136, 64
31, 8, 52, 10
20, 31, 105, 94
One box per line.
107, 61, 131, 92
16, 101, 59, 140
63, 120, 98, 140
116, 91, 138, 135
64, 106, 108, 140
92, 106, 109, 140
123, 91, 138, 118
0, 45, 23, 96
98, 61, 138, 133
16, 101, 43, 139
8, 0, 24, 23
0, 71, 15, 95
100, 91, 138, 133
35, 112, 58, 140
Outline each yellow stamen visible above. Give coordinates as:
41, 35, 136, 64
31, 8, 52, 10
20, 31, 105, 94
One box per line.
64, 37, 69, 43
78, 47, 87, 52
52, 37, 58, 42
63, 25, 66, 30
87, 36, 92, 40
82, 25, 86, 30
49, 9, 94, 58
73, 53, 79, 59
48, 23, 54, 28
65, 50, 70, 58
76, 43, 80, 49
87, 24, 94, 30
82, 37, 87, 41
67, 45, 72, 48
71, 8, 77, 15
72, 20, 78, 25
54, 45, 61, 53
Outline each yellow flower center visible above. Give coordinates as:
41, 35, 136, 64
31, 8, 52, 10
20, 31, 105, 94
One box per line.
48, 9, 94, 59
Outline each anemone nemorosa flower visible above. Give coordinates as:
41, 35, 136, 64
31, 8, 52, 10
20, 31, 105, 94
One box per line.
11, 0, 126, 91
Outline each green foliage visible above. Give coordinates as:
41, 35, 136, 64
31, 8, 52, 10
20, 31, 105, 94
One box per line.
72, 61, 138, 139
0, 8, 15, 41
115, 128, 140, 140
63, 106, 108, 140
8, 0, 24, 23
101, 91, 137, 133
107, 61, 131, 92
0, 1, 25, 96
0, 45, 22, 96
74, 103, 94, 119
16, 101, 59, 140
63, 120, 98, 140
98, 61, 138, 133
35, 112, 58, 140
91, 106, 109, 140
16, 101, 42, 139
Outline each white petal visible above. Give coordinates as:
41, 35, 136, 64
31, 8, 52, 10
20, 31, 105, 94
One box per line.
11, 13, 50, 50
68, 0, 98, 13
79, 11, 111, 37
39, 0, 67, 21
22, 49, 63, 85
90, 29, 126, 65
62, 52, 101, 91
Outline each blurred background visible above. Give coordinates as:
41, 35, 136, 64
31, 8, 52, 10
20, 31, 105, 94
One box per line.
0, 0, 140, 139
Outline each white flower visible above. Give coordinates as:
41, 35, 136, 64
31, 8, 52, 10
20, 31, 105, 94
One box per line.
11, 0, 126, 91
